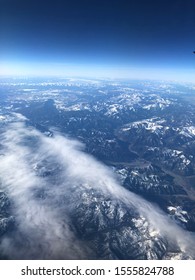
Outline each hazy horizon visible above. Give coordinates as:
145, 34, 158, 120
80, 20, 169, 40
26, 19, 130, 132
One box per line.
1, 0, 195, 83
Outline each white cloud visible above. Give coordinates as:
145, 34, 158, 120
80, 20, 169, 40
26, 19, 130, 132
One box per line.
0, 123, 90, 259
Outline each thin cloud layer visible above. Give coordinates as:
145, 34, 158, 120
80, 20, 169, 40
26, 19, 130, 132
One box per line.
0, 119, 195, 259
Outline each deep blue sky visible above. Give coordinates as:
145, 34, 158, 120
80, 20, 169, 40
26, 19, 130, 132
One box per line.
1, 0, 195, 80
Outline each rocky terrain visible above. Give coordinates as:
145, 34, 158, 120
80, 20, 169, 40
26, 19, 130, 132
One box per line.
0, 77, 195, 259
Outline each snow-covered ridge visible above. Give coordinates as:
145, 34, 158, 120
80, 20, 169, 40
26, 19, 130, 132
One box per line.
179, 126, 195, 138
55, 101, 91, 112
167, 206, 189, 224
121, 118, 167, 133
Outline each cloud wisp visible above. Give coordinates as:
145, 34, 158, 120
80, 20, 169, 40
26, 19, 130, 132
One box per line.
0, 120, 195, 259
0, 122, 90, 259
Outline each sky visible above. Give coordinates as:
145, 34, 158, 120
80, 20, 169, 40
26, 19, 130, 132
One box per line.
0, 0, 195, 81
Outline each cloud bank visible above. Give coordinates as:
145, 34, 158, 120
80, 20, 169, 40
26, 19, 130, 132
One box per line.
0, 118, 195, 259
